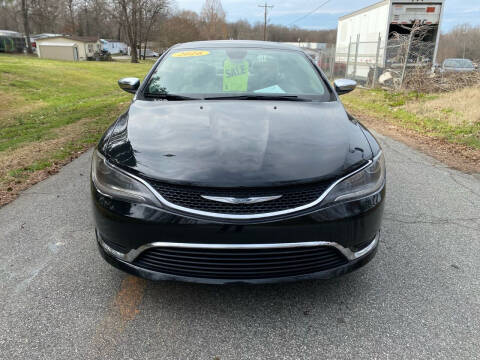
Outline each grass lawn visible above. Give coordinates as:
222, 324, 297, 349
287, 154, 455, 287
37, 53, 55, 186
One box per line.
0, 54, 151, 204
1, 54, 479, 205
342, 88, 480, 149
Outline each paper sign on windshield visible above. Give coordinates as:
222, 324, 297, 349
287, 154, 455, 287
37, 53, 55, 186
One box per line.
223, 59, 249, 92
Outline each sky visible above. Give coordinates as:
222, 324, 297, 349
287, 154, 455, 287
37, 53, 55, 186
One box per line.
174, 0, 480, 32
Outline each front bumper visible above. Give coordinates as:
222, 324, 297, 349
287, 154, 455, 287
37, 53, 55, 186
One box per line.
97, 231, 379, 284
93, 183, 384, 284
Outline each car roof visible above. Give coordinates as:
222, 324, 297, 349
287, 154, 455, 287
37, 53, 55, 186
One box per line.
171, 40, 302, 52
444, 58, 473, 62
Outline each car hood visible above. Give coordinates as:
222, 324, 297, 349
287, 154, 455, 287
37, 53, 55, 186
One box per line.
104, 100, 373, 187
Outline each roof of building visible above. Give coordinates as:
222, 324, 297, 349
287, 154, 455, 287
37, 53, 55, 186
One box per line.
338, 0, 389, 21
0, 30, 23, 37
101, 39, 126, 43
32, 33, 64, 39
172, 40, 302, 51
37, 42, 77, 47
36, 35, 100, 43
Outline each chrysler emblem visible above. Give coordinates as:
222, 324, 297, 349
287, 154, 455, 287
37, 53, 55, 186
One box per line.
201, 195, 282, 204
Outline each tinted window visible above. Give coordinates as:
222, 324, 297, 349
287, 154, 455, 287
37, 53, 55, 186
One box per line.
145, 47, 328, 100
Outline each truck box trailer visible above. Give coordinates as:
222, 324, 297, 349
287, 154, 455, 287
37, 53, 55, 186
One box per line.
335, 0, 445, 81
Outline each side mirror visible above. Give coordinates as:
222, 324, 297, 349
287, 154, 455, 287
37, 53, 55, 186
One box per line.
334, 79, 357, 95
118, 77, 140, 94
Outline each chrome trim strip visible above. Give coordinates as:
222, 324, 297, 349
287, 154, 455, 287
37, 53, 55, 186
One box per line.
94, 186, 114, 199
98, 231, 380, 263
96, 151, 376, 220
201, 195, 282, 204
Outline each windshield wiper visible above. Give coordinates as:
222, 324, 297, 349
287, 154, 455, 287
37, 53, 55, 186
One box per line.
203, 95, 313, 102
143, 92, 199, 100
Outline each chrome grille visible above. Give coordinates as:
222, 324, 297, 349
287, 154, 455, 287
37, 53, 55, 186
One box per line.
148, 180, 333, 215
133, 245, 348, 279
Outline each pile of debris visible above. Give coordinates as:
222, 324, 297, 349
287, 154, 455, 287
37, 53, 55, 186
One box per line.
377, 24, 480, 93
403, 67, 480, 93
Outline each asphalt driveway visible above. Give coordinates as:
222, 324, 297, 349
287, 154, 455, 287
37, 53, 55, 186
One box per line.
1, 132, 479, 359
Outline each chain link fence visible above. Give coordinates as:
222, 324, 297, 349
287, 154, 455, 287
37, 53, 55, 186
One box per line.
314, 36, 385, 87
314, 25, 438, 90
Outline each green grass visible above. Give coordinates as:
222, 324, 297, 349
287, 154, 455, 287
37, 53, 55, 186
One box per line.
342, 88, 480, 149
0, 54, 151, 151
1, 54, 478, 201
0, 54, 151, 185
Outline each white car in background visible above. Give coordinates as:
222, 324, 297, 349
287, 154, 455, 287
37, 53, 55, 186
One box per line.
143, 49, 159, 57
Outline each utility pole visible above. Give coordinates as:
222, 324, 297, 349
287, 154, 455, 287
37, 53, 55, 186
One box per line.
258, 2, 273, 41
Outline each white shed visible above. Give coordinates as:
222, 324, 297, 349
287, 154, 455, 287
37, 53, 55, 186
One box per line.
36, 36, 101, 60
36, 42, 79, 61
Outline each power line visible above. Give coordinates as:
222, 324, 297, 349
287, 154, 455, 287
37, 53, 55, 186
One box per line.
258, 2, 274, 40
288, 0, 333, 26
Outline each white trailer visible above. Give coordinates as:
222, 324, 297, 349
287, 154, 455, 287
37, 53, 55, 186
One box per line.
335, 0, 445, 81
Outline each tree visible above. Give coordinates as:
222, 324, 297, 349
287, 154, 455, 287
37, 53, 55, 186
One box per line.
139, 0, 168, 59
158, 10, 200, 47
114, 0, 167, 63
200, 0, 226, 40
1, 0, 18, 31
114, 0, 140, 62
20, 0, 33, 53
437, 24, 480, 62
64, 0, 76, 34
29, 0, 61, 33
1, 0, 341, 56
227, 20, 252, 40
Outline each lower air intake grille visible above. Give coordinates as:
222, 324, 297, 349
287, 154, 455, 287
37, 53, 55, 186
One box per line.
132, 246, 348, 279
148, 180, 333, 215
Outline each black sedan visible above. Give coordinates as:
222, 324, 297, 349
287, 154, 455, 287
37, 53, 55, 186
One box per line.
92, 40, 385, 284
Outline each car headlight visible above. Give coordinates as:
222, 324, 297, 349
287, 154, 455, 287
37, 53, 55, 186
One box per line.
91, 150, 161, 207
322, 151, 385, 205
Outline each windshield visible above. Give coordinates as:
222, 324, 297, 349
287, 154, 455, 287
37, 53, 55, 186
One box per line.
144, 47, 329, 100
444, 59, 474, 68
